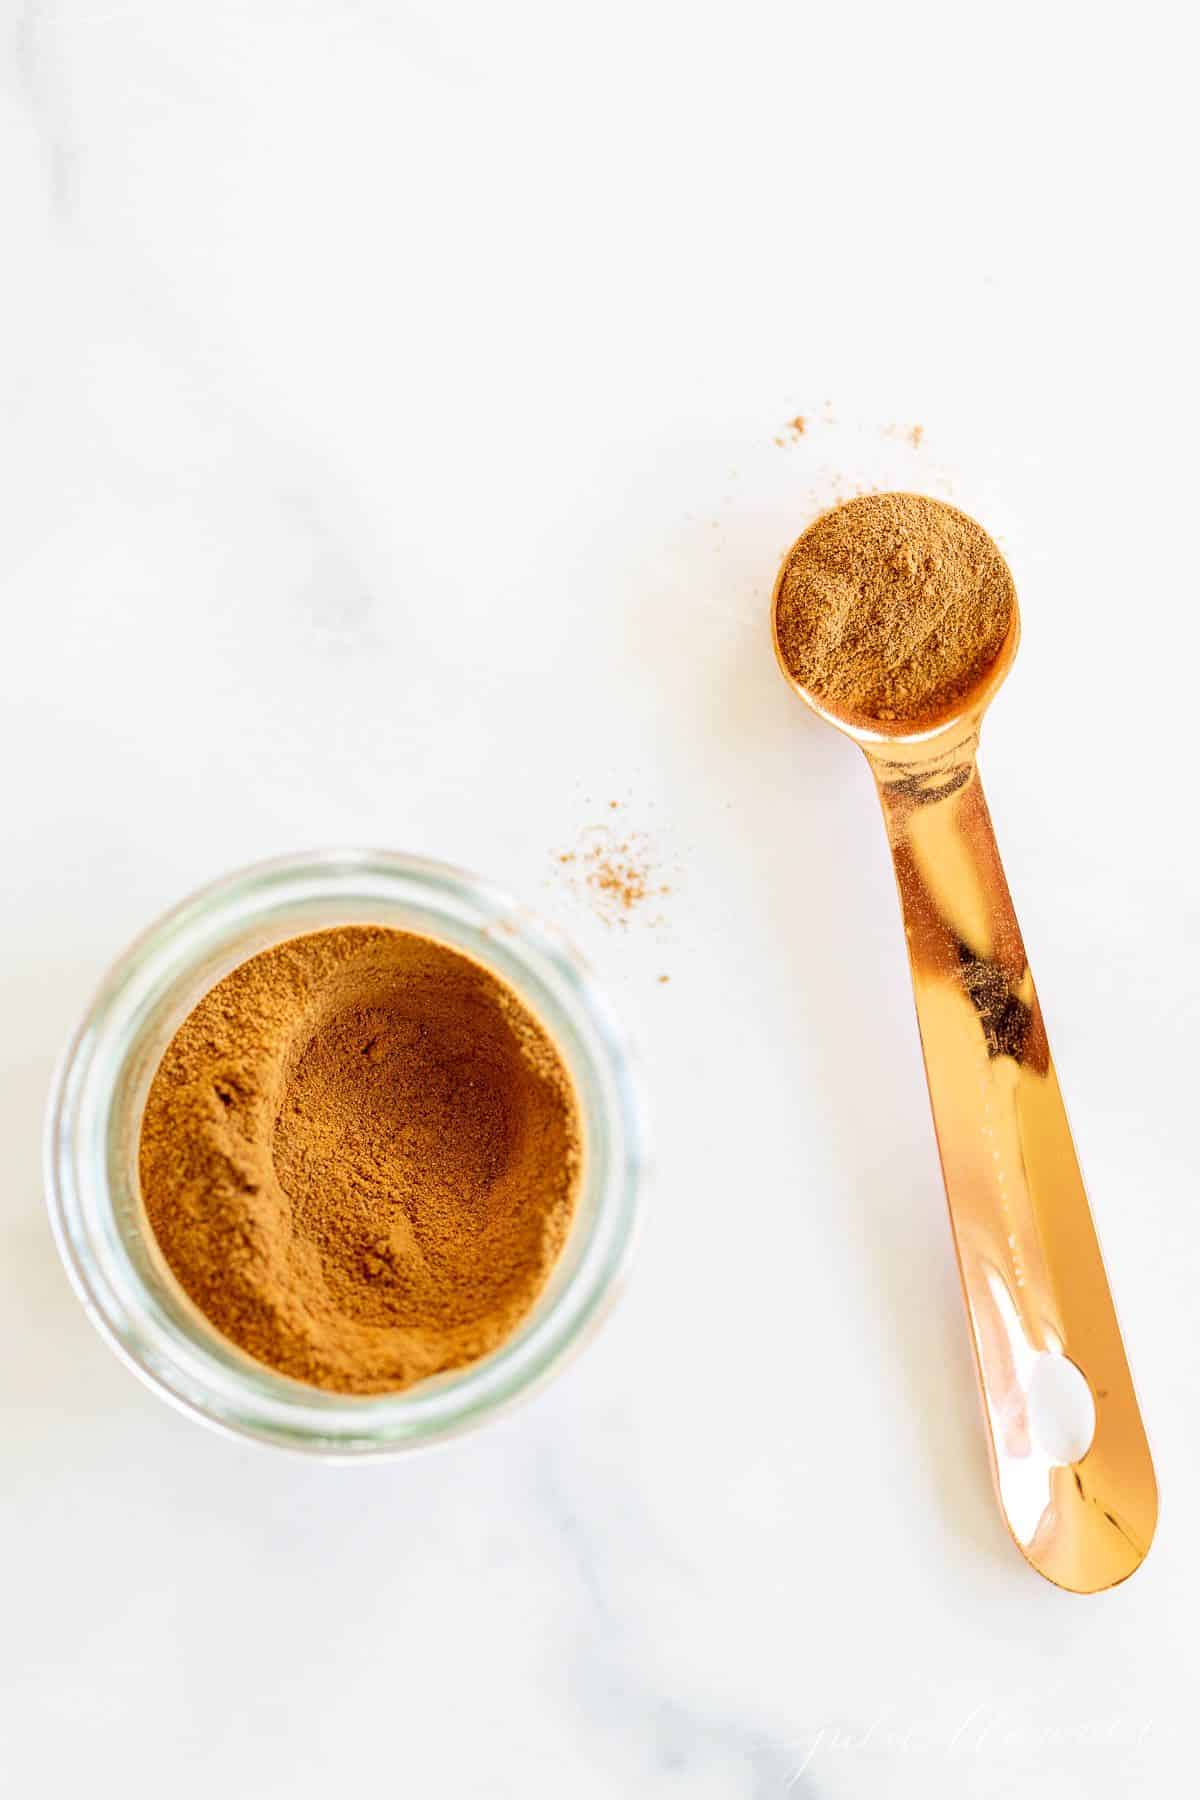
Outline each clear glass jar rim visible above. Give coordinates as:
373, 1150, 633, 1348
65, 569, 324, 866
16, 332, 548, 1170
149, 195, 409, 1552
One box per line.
45, 850, 646, 1455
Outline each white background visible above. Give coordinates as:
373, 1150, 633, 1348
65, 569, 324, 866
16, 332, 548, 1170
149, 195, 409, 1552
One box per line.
2, 2, 1197, 1794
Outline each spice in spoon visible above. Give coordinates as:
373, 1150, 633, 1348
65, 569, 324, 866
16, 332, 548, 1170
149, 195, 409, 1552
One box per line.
138, 926, 582, 1395
774, 492, 1016, 728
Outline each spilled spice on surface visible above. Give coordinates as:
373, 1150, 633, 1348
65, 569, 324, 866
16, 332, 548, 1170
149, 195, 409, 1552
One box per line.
138, 926, 582, 1395
590, 846, 650, 912
882, 421, 926, 448
556, 816, 670, 925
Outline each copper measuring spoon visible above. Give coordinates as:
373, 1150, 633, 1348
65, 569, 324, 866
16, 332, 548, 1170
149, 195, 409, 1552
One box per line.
772, 502, 1156, 1592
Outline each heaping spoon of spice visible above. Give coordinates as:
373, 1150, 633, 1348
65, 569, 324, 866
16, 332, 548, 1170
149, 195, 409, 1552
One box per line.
772, 492, 1156, 1593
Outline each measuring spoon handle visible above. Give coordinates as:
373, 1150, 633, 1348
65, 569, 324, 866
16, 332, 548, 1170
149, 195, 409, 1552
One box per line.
869, 740, 1156, 1591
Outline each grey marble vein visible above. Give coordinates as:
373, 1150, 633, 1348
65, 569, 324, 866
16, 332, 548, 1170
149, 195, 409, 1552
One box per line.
529, 1444, 814, 1798
13, 1, 76, 217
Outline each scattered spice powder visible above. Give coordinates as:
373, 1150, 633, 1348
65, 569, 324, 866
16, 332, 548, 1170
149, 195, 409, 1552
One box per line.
556, 822, 669, 925
591, 848, 649, 913
773, 492, 1015, 728
777, 406, 923, 453
882, 422, 925, 447
138, 926, 581, 1394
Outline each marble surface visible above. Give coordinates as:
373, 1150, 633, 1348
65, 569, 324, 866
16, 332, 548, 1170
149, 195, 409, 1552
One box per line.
3, 3, 1198, 1794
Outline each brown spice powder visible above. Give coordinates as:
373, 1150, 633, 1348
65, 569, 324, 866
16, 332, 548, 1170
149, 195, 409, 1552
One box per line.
773, 492, 1015, 727
558, 826, 668, 924
589, 847, 650, 912
138, 926, 581, 1395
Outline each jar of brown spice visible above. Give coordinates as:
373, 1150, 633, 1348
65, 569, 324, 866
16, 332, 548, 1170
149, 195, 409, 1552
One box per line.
46, 850, 645, 1454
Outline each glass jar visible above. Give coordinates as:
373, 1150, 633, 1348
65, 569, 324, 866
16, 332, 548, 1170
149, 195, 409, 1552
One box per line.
45, 851, 645, 1456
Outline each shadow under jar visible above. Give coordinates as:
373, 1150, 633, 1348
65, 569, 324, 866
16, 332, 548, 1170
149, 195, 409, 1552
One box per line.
45, 851, 645, 1456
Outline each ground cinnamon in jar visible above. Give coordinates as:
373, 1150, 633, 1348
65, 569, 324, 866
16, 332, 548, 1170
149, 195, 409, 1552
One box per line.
138, 926, 582, 1394
774, 493, 1015, 727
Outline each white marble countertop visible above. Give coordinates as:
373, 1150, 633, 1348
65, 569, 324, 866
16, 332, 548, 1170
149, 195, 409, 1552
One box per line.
3, 3, 1197, 1794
